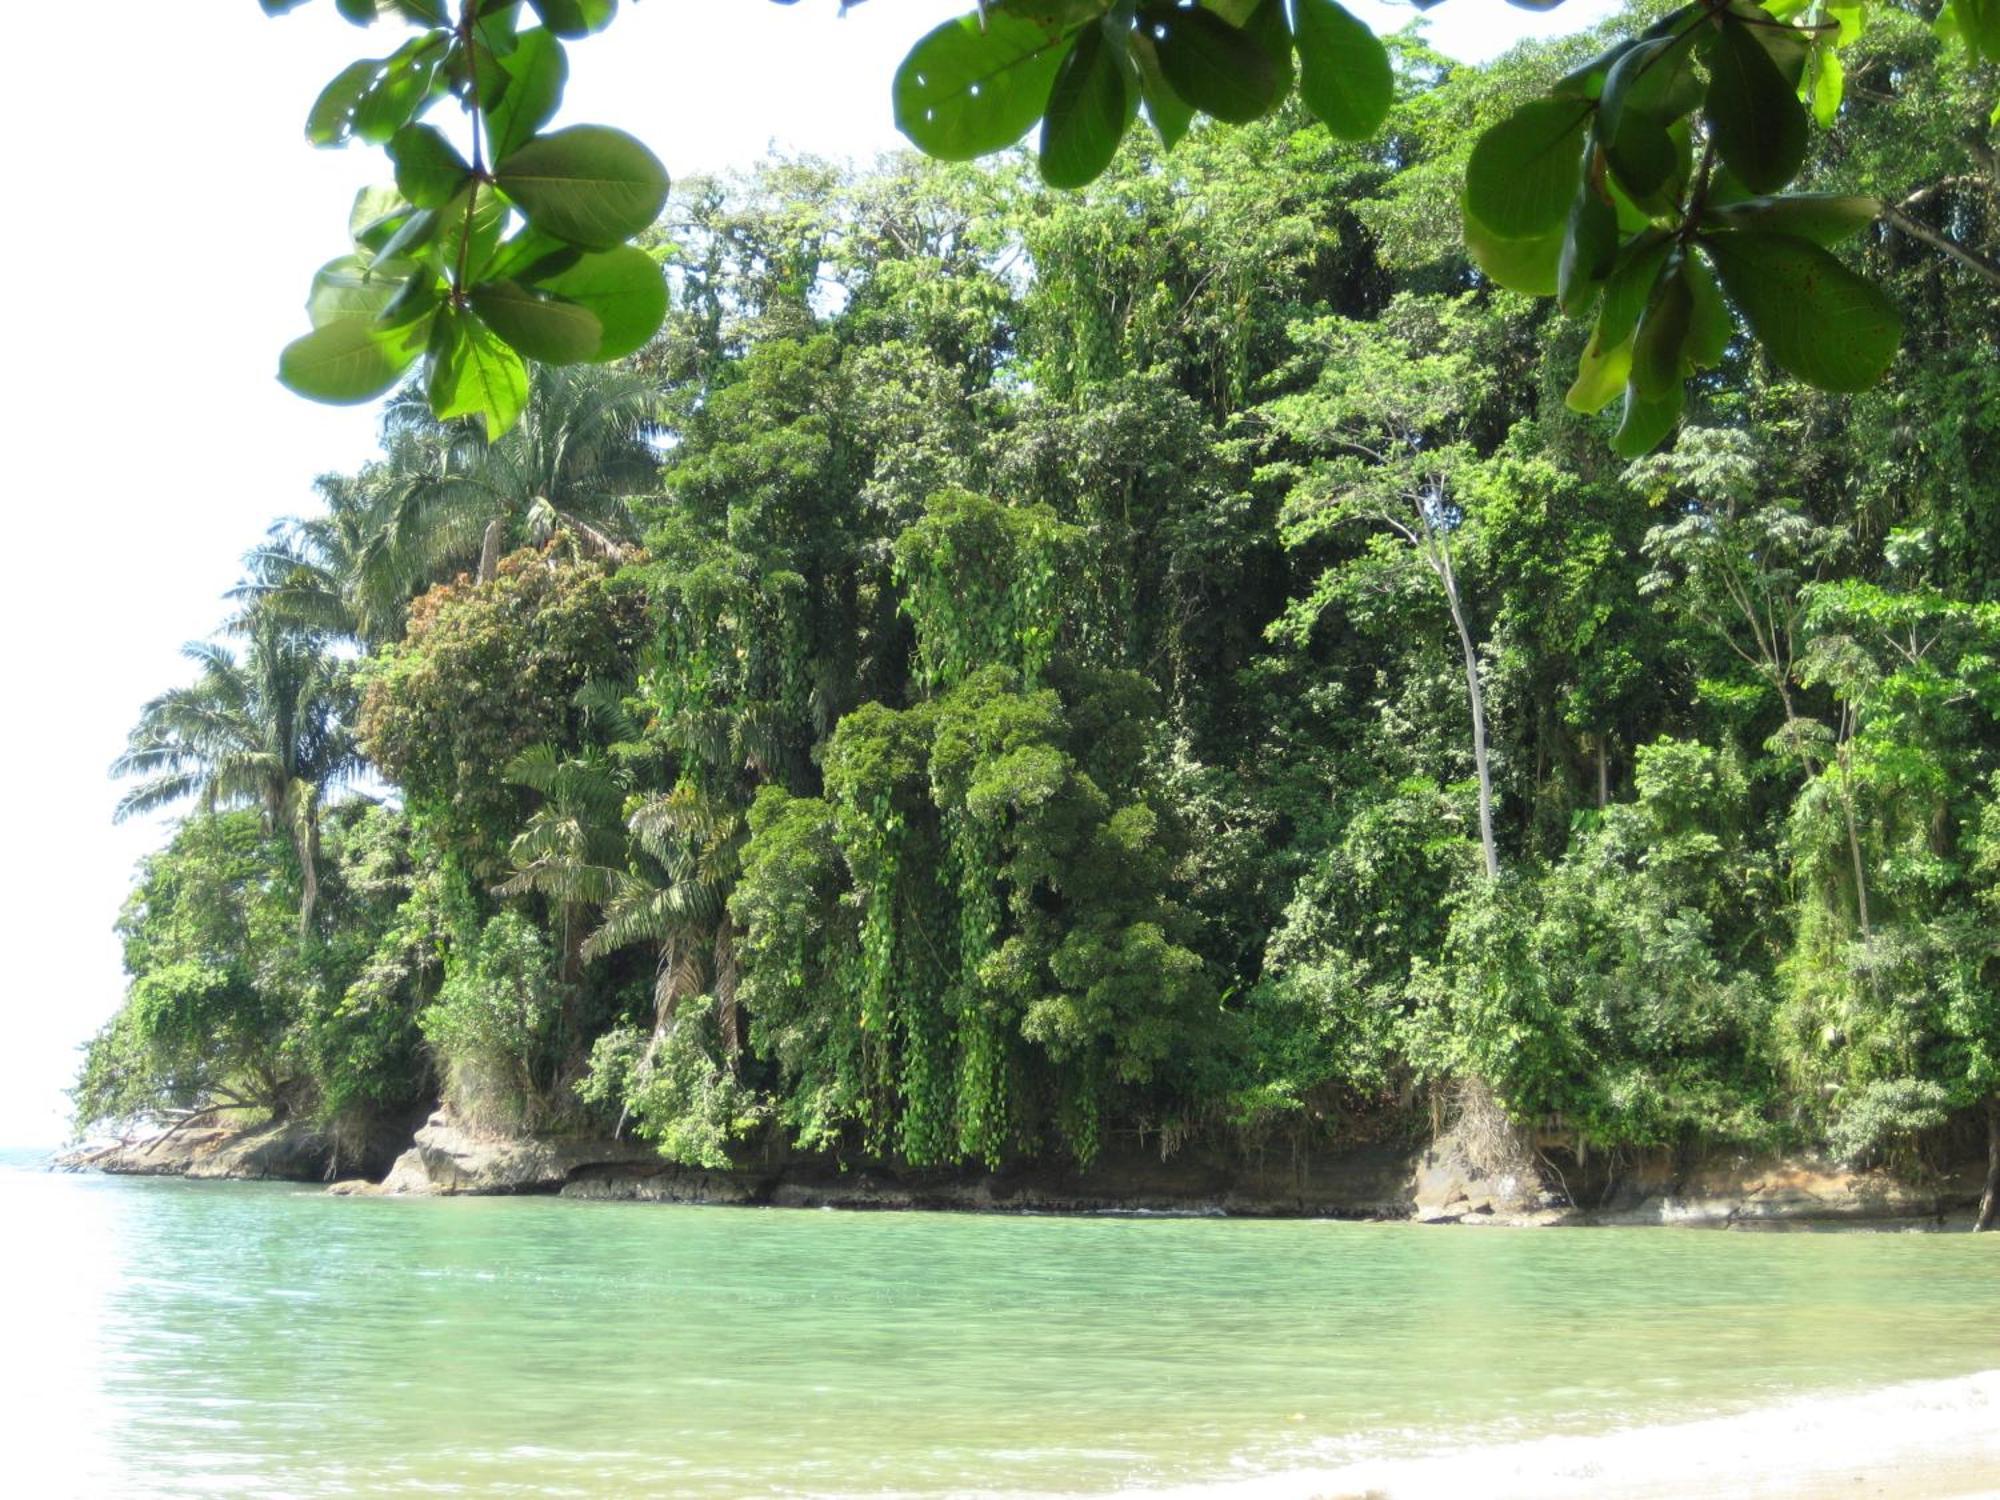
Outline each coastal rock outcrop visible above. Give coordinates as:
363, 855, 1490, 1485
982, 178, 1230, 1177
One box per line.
378, 1111, 658, 1195
60, 1119, 333, 1182
557, 1138, 1420, 1217
1573, 1156, 1985, 1227
62, 1110, 1991, 1227
1408, 1083, 1565, 1225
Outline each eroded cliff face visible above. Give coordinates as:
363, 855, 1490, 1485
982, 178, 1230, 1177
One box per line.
1405, 1095, 1989, 1228
367, 1110, 659, 1195
59, 1108, 417, 1185
1562, 1158, 1990, 1229
65, 1111, 1993, 1228
350, 1109, 1417, 1214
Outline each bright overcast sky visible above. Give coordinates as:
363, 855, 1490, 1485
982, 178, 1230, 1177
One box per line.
0, 0, 1618, 1147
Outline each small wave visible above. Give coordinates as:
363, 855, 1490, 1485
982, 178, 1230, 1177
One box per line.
1102, 1370, 2000, 1500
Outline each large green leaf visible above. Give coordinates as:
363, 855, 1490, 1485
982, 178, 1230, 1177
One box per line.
482, 27, 568, 161
1684, 249, 1734, 367
307, 59, 381, 147
530, 246, 667, 360
1699, 192, 1881, 246
1201, 0, 1261, 26
495, 125, 670, 250
1293, 0, 1392, 141
1553, 36, 1641, 101
349, 186, 415, 250
377, 273, 443, 333
1567, 332, 1633, 414
1147, 4, 1280, 123
1611, 376, 1684, 457
1734, 0, 1812, 85
1598, 30, 1701, 135
468, 280, 604, 364
1556, 9, 1698, 98
1958, 0, 2000, 61
482, 229, 577, 284
1129, 32, 1194, 149
307, 254, 415, 327
351, 34, 449, 146
1704, 16, 1808, 194
428, 307, 530, 438
1597, 232, 1675, 350
279, 314, 429, 404
374, 206, 441, 264
470, 1, 522, 61
1463, 98, 1593, 241
1599, 45, 1695, 213
1463, 204, 1564, 295
436, 182, 508, 282
1557, 176, 1617, 316
1040, 25, 1136, 189
1701, 230, 1901, 390
1566, 233, 1672, 413
1245, 0, 1295, 101
529, 0, 616, 38
1630, 259, 1692, 397
389, 123, 471, 209
895, 11, 1075, 160
1604, 109, 1678, 209
1810, 40, 1844, 127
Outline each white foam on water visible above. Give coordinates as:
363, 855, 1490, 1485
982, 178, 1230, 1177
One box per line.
1105, 1370, 2000, 1500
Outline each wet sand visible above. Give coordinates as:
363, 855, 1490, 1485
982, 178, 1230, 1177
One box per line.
1133, 1370, 2000, 1500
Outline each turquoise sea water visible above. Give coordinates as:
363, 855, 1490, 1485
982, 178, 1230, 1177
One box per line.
4, 1147, 1998, 1497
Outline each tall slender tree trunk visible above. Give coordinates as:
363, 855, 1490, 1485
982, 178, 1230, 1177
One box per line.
714, 917, 741, 1067
1431, 533, 1499, 880
617, 939, 684, 1139
1597, 736, 1610, 810
1836, 740, 1873, 946
1841, 783, 1873, 942
295, 796, 321, 937
1975, 1098, 1999, 1233
557, 902, 587, 1080
477, 515, 507, 584
559, 903, 583, 987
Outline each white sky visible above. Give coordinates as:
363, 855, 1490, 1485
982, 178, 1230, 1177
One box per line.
0, 0, 1617, 1147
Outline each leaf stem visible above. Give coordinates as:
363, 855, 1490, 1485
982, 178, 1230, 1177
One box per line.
1680, 137, 1719, 246
453, 0, 487, 303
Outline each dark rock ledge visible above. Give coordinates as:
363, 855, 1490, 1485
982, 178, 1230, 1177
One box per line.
63, 1110, 1988, 1228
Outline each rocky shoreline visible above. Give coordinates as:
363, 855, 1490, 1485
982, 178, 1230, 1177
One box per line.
56, 1109, 1991, 1229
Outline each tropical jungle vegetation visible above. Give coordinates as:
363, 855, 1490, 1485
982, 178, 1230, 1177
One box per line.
80, 1, 2000, 1223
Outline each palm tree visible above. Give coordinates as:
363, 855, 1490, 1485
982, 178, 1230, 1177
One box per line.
579, 777, 749, 1140
360, 363, 662, 588
228, 466, 437, 648
232, 366, 662, 659
582, 683, 790, 1068
587, 779, 748, 1050
495, 745, 629, 987
112, 613, 364, 934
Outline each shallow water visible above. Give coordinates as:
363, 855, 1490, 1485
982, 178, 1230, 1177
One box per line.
4, 1148, 1997, 1497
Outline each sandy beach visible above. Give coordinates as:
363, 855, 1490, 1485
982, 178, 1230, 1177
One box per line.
1124, 1370, 2000, 1500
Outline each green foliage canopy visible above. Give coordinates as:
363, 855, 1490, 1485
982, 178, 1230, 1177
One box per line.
264, 0, 1999, 455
